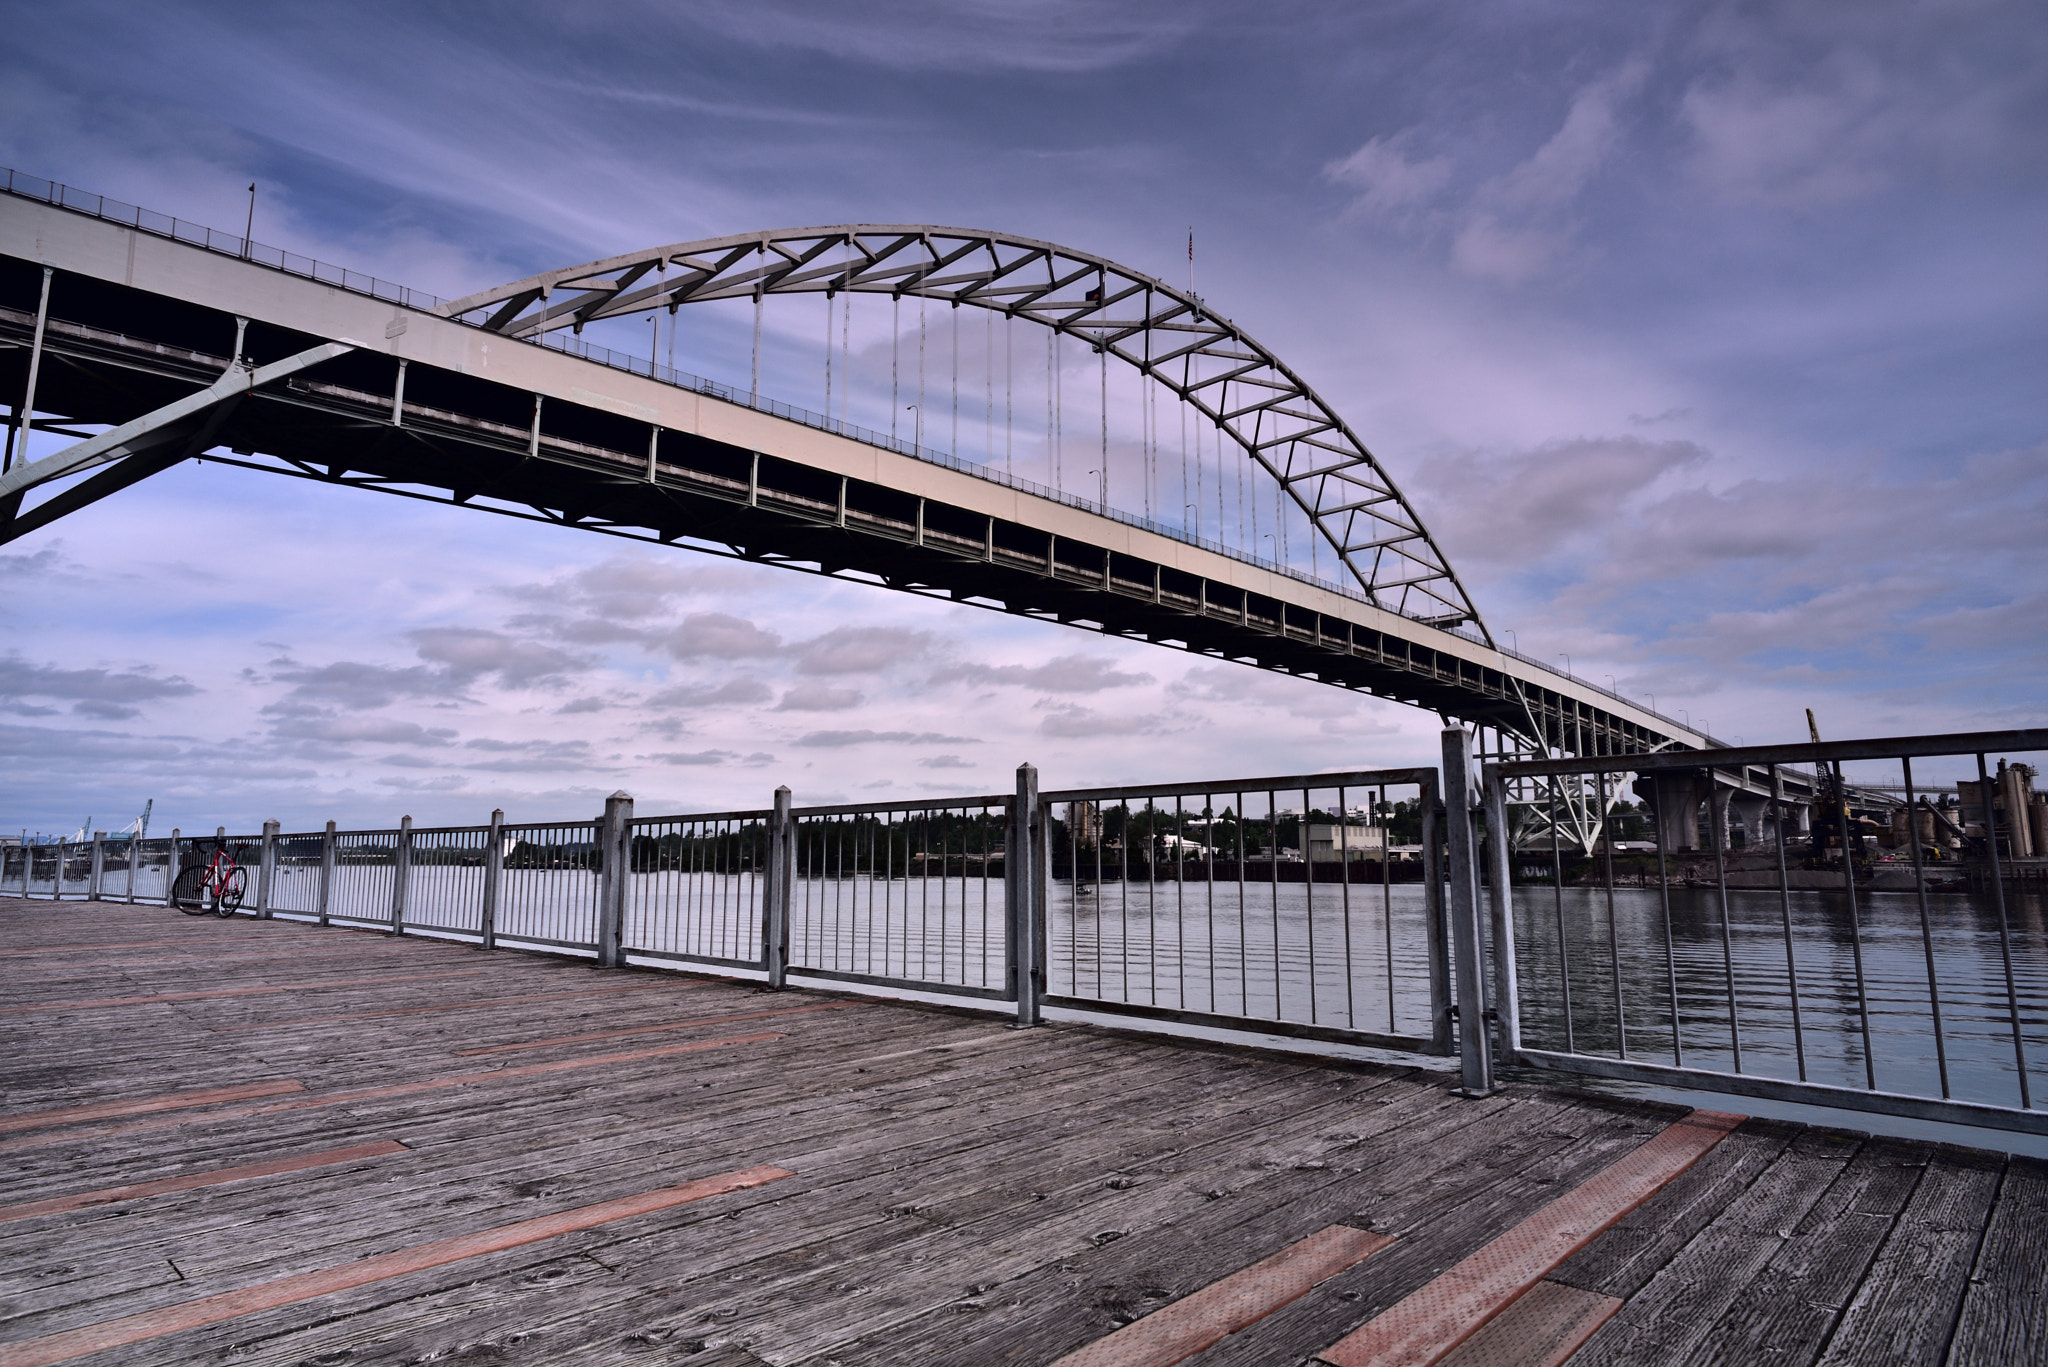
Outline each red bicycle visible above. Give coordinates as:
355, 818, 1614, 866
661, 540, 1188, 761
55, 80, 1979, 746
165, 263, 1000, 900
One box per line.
173, 841, 247, 916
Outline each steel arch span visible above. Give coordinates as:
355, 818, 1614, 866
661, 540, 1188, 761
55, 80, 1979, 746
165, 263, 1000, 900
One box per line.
436, 227, 1486, 640
0, 171, 1723, 854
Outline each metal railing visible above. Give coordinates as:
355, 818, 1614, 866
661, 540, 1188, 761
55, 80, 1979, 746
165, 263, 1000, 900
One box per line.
1481, 727, 2048, 1136
1039, 768, 1448, 1054
784, 792, 1014, 1001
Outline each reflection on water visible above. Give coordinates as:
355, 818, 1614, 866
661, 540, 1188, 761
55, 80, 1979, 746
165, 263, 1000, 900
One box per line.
1514, 883, 2047, 1110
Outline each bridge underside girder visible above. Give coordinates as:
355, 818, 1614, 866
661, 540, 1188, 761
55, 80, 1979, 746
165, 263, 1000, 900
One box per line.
0, 258, 1665, 761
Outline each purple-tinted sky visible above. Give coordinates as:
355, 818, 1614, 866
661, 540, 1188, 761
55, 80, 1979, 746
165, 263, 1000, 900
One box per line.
2, 1, 2044, 835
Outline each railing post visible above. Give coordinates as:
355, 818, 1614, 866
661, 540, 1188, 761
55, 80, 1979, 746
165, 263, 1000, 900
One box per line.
1441, 727, 1494, 1095
52, 838, 65, 901
481, 808, 503, 950
166, 829, 181, 907
1421, 787, 1450, 1055
88, 832, 106, 901
125, 831, 140, 904
317, 821, 335, 927
391, 816, 412, 935
256, 819, 279, 918
1483, 766, 1521, 1058
763, 787, 793, 988
596, 791, 632, 968
1007, 763, 1043, 1027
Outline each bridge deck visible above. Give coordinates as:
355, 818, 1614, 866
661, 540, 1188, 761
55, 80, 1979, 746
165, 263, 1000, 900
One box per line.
1, 899, 2040, 1367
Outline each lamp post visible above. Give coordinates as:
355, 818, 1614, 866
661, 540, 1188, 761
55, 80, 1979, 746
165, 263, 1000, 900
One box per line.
1559, 653, 1572, 678
905, 404, 921, 457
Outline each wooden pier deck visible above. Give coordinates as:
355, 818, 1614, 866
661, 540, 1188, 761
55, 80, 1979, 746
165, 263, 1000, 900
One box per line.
1, 897, 2041, 1366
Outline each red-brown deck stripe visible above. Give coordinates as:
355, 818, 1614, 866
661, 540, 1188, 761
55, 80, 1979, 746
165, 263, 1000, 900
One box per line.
0, 1139, 408, 1224
454, 999, 861, 1055
209, 981, 681, 1033
1433, 1281, 1621, 1367
0, 1032, 785, 1155
0, 1080, 305, 1135
1053, 1225, 1392, 1367
0, 1164, 793, 1367
1316, 1110, 1743, 1367
0, 968, 484, 1016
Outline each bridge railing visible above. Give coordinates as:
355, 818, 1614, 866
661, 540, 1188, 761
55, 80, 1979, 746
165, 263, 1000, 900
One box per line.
1037, 768, 1449, 1055
1480, 727, 2048, 1136
784, 792, 1014, 1002
0, 168, 445, 312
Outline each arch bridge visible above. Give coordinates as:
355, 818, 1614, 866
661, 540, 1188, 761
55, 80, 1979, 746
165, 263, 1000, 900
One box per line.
0, 171, 1727, 846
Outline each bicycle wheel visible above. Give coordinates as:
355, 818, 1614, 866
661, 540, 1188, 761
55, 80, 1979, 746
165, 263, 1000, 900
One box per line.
172, 864, 211, 915
216, 866, 247, 916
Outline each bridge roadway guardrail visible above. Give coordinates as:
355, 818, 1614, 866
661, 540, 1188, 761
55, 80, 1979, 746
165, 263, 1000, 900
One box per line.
11, 727, 2045, 1137
1478, 727, 2048, 1137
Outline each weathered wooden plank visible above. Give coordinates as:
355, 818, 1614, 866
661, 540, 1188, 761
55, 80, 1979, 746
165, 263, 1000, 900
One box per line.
1668, 1136, 1928, 1367
1942, 1155, 2048, 1367
1563, 1129, 1866, 1367
1812, 1146, 2004, 1367
1549, 1117, 1799, 1300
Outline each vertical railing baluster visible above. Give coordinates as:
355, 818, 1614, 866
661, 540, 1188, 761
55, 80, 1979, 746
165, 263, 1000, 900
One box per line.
1901, 758, 1948, 1098
1486, 769, 1520, 1059
1598, 769, 1626, 1060
1653, 783, 1682, 1068
88, 832, 106, 902
1976, 751, 2031, 1110
125, 830, 140, 905
1423, 788, 1449, 1057
1768, 768, 1805, 1081
1708, 772, 1739, 1072
1833, 761, 1876, 1090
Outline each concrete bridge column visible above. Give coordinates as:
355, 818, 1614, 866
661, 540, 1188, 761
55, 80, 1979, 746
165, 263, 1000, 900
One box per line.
1727, 792, 1769, 850
1705, 786, 1734, 852
1638, 773, 1705, 852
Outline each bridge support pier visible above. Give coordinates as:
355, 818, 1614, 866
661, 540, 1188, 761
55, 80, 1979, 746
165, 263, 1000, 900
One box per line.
1727, 793, 1770, 850
1640, 773, 1707, 852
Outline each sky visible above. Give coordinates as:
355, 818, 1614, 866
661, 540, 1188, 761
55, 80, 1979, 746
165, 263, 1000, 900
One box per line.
2, 0, 2044, 836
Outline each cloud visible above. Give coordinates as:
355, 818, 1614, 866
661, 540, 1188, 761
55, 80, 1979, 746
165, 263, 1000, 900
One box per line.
794, 729, 978, 747
0, 655, 200, 705
645, 678, 775, 708
1038, 704, 1149, 738
461, 737, 595, 770
407, 628, 586, 686
1488, 58, 1647, 215
1324, 129, 1453, 218
298, 717, 460, 745
556, 696, 608, 714
776, 682, 863, 711
681, 0, 1194, 74
646, 749, 739, 766
917, 754, 975, 769
931, 653, 1152, 693
664, 612, 786, 660
72, 699, 141, 720
1407, 436, 1709, 570
794, 626, 930, 675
